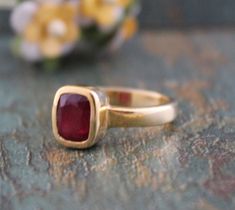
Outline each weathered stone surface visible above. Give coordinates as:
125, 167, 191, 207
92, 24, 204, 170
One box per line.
0, 30, 235, 210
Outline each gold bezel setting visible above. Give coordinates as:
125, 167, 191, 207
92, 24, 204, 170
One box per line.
52, 86, 108, 149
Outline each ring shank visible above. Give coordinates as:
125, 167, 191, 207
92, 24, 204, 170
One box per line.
99, 87, 178, 128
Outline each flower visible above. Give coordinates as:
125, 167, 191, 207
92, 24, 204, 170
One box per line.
108, 16, 138, 51
11, 1, 80, 61
79, 0, 133, 31
11, 0, 139, 63
120, 16, 138, 40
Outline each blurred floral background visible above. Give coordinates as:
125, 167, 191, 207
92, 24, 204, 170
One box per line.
10, 0, 139, 62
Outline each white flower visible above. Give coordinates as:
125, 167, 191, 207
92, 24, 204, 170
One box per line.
10, 1, 38, 34
20, 41, 42, 61
10, 0, 80, 61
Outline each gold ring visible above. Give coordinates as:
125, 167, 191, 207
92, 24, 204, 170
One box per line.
52, 86, 178, 149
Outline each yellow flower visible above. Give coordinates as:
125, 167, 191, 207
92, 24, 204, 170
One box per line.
117, 0, 132, 7
23, 3, 80, 58
79, 0, 132, 30
108, 16, 137, 51
120, 16, 138, 40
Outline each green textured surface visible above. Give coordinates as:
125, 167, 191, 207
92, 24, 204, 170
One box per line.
0, 30, 235, 210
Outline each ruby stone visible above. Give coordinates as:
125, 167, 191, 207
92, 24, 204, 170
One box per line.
56, 93, 91, 142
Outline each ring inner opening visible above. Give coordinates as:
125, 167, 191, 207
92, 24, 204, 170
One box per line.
103, 89, 170, 108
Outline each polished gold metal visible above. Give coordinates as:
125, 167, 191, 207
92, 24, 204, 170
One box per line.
52, 86, 178, 149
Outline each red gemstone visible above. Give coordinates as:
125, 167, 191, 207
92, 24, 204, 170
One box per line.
56, 93, 91, 142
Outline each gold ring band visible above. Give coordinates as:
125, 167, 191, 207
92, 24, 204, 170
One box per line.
52, 86, 178, 149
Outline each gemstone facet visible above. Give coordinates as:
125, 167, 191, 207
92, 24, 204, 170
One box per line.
56, 93, 91, 142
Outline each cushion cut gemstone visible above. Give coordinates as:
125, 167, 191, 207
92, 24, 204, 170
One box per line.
56, 93, 91, 142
